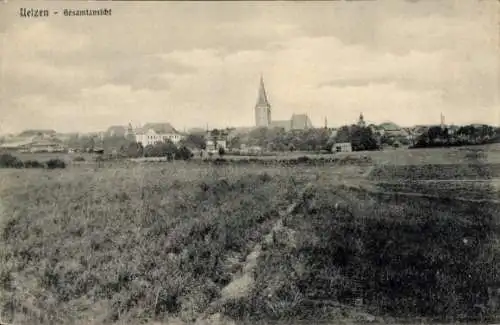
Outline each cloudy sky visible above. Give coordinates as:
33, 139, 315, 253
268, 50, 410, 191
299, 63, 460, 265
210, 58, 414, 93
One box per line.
1, 0, 498, 133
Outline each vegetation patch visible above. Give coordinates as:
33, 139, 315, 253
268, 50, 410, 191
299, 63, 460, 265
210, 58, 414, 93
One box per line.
0, 168, 303, 324
0, 165, 499, 324
241, 183, 500, 322
0, 153, 66, 169
368, 163, 500, 181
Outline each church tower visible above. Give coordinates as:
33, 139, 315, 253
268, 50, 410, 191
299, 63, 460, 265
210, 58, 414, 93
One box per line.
255, 75, 272, 127
358, 113, 366, 128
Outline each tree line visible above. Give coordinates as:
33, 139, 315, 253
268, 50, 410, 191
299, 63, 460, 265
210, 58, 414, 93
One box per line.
413, 124, 498, 148
60, 123, 499, 158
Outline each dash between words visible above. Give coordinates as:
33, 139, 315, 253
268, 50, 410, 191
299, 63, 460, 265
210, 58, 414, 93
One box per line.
19, 8, 112, 18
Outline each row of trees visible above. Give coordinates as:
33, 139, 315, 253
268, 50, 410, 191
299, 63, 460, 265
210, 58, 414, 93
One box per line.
414, 124, 498, 148
119, 141, 193, 160
226, 126, 381, 152
62, 123, 499, 158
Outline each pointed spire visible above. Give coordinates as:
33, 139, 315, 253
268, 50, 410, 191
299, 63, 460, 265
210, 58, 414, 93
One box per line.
256, 75, 270, 107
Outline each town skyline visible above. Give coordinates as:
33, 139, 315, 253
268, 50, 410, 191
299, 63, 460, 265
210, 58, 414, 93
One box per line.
1, 0, 498, 134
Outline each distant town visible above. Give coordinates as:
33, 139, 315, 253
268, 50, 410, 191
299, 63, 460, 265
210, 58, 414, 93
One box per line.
1, 76, 499, 158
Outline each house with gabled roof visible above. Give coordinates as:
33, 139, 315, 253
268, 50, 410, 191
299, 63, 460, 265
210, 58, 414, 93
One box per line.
134, 122, 184, 146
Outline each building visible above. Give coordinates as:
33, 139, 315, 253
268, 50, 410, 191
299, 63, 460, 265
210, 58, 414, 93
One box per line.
268, 114, 313, 131
29, 139, 65, 152
332, 142, 352, 153
205, 130, 228, 152
0, 135, 64, 152
206, 139, 227, 152
134, 123, 183, 147
240, 145, 263, 155
255, 76, 272, 127
253, 75, 313, 131
378, 122, 409, 137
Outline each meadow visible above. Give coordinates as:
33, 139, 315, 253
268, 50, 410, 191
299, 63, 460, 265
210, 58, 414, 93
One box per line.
1, 147, 500, 325
9, 143, 500, 166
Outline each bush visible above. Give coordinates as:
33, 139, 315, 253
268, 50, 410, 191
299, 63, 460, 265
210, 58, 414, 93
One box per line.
23, 160, 44, 168
46, 158, 66, 169
73, 156, 85, 162
177, 146, 193, 160
0, 153, 23, 168
296, 156, 310, 163
213, 158, 227, 165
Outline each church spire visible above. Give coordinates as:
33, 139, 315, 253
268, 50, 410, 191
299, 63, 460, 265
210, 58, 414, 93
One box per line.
256, 75, 270, 107
255, 74, 272, 127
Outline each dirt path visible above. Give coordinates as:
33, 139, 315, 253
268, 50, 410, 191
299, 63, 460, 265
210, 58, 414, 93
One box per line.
195, 184, 314, 324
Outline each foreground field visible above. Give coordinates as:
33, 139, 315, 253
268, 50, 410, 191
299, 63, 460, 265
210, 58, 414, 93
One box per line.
1, 162, 500, 325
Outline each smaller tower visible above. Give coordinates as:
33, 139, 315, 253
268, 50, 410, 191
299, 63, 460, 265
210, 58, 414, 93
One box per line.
126, 122, 135, 141
324, 116, 328, 129
358, 113, 366, 128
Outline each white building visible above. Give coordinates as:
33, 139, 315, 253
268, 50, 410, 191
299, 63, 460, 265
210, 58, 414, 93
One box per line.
134, 123, 183, 147
206, 139, 227, 152
333, 142, 353, 153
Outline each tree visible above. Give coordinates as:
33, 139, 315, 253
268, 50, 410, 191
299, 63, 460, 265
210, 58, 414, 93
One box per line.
122, 142, 143, 158
335, 126, 351, 143
351, 126, 379, 151
177, 146, 193, 160
229, 136, 242, 150
143, 140, 178, 159
218, 147, 226, 158
102, 135, 131, 153
248, 127, 269, 147
180, 134, 206, 150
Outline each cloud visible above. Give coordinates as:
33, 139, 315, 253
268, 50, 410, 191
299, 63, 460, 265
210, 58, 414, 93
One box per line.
0, 0, 498, 133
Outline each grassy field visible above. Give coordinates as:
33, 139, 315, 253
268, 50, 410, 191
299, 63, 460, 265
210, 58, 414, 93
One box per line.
9, 143, 500, 166
1, 148, 500, 325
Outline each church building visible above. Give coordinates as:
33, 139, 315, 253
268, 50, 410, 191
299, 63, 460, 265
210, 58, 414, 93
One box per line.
254, 75, 313, 130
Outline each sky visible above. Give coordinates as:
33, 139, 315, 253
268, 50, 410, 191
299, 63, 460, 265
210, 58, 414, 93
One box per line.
0, 0, 499, 134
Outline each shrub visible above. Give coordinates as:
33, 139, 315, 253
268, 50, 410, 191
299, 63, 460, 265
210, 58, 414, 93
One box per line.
0, 153, 23, 168
23, 160, 44, 168
73, 156, 85, 162
296, 156, 310, 163
213, 158, 227, 165
177, 146, 193, 160
46, 158, 66, 169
